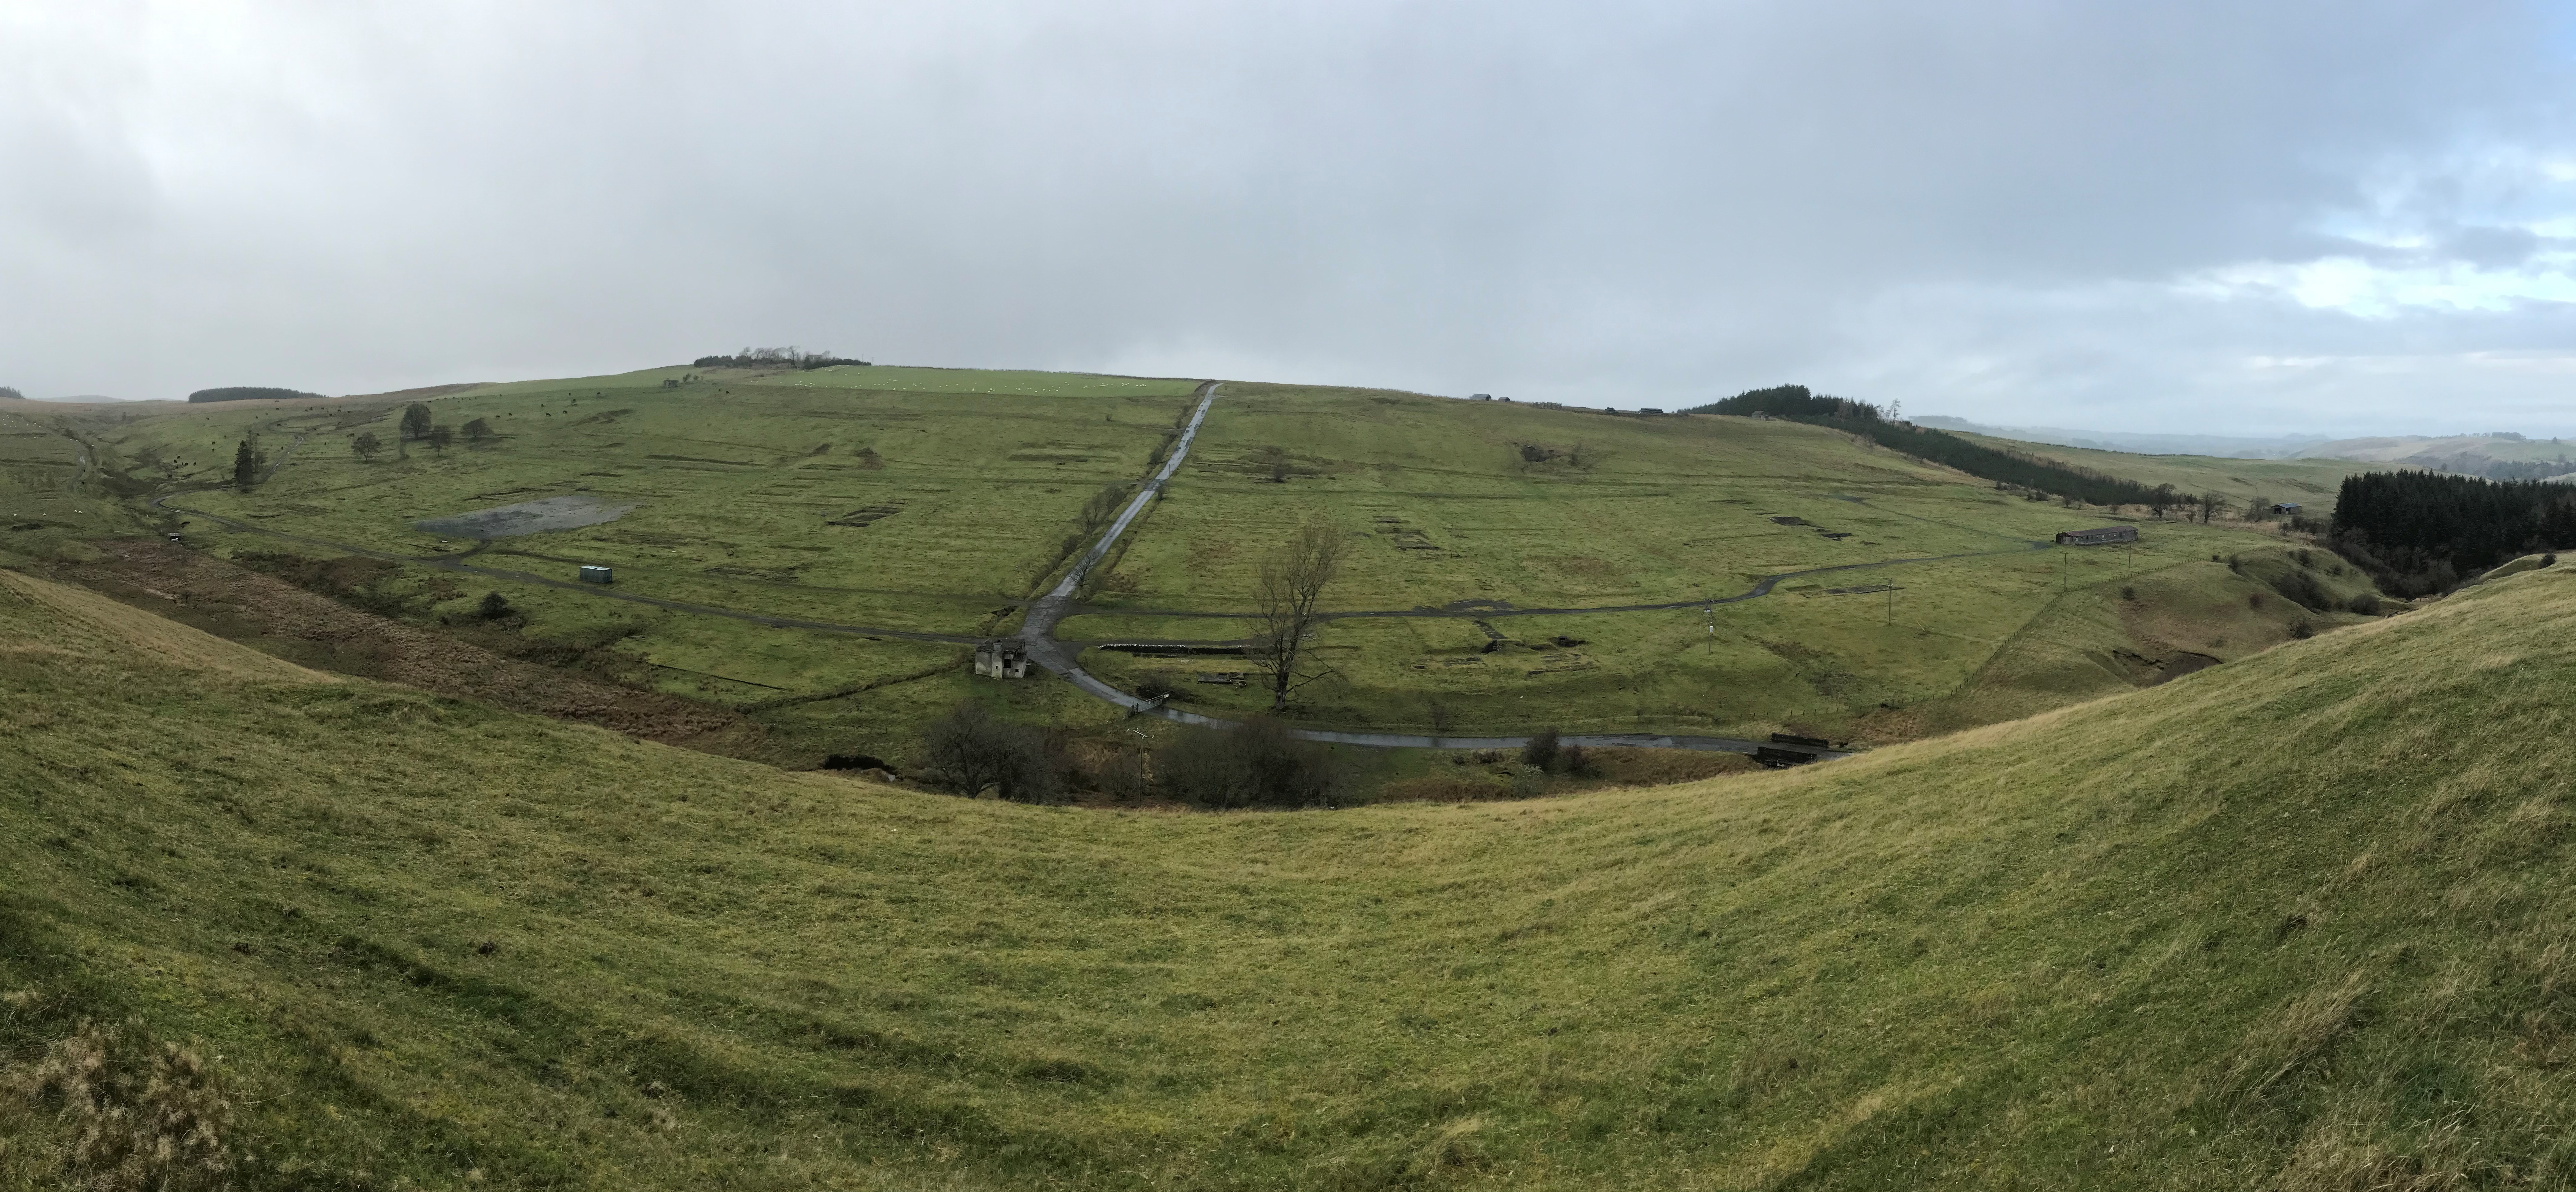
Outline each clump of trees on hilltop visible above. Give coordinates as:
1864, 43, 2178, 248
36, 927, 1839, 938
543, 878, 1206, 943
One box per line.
189, 386, 323, 403
692, 347, 870, 370
2329, 470, 2576, 596
0, 386, 24, 400
1689, 384, 2169, 508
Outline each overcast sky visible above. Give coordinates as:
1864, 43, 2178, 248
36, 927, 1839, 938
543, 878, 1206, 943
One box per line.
6, 2, 2576, 435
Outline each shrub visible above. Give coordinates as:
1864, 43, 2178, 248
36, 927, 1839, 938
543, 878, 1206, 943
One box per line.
2347, 592, 2383, 616
2247, 592, 2266, 610
2269, 569, 2332, 612
1520, 727, 1561, 771
477, 592, 511, 620
2120, 585, 2137, 602
2290, 620, 2315, 639
2548, 553, 2561, 567
1096, 750, 1151, 802
1154, 717, 1345, 809
919, 703, 1055, 802
1558, 743, 1597, 778
1134, 675, 1180, 702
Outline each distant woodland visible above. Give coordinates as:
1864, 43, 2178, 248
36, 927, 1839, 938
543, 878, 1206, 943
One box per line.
1693, 384, 2170, 508
692, 347, 870, 370
2330, 470, 2576, 595
189, 386, 323, 403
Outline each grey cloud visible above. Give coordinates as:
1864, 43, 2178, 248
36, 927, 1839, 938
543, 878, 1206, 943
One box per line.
0, 0, 2571, 433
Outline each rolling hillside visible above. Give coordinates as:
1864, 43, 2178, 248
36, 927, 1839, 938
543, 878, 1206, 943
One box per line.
7, 553, 2576, 1187
1948, 430, 2377, 517
6, 369, 2350, 774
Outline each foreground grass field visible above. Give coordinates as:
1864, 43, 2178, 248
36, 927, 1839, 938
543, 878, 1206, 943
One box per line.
22, 366, 2348, 763
7, 551, 2576, 1187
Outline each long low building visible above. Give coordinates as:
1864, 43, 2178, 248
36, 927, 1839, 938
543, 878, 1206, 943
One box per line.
2056, 525, 2140, 546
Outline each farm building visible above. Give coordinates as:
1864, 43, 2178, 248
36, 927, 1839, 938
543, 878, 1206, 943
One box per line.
974, 640, 1031, 679
577, 565, 613, 584
2056, 526, 2140, 546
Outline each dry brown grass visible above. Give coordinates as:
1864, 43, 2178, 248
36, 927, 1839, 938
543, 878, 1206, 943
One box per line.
2, 1019, 234, 1191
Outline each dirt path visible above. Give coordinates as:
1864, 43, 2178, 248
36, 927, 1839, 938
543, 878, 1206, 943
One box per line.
1067, 538, 2048, 626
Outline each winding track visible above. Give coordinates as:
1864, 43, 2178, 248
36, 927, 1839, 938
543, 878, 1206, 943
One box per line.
140, 389, 2062, 759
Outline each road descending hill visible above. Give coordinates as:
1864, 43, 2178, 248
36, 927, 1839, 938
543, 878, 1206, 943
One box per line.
6, 366, 2358, 777
6, 554, 2575, 1186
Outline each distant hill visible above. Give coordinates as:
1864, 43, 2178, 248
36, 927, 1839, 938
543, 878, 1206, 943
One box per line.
187, 385, 325, 403
1912, 415, 2327, 458
2295, 433, 2576, 481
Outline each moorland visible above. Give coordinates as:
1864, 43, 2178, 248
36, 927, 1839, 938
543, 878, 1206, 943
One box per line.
2, 366, 2382, 792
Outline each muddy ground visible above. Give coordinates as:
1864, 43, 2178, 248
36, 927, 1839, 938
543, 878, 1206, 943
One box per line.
57, 540, 761, 756
413, 494, 636, 539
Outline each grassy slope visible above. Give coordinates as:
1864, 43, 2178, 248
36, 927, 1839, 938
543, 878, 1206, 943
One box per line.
40, 377, 2370, 760
9, 559, 2576, 1188
2300, 434, 2576, 465
1950, 431, 2378, 515
1083, 392, 2326, 740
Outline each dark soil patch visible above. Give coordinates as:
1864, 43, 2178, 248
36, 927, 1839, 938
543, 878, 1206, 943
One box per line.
58, 540, 759, 754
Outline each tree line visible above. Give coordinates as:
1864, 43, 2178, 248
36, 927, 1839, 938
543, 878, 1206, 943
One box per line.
2328, 470, 2576, 596
691, 347, 870, 370
189, 386, 322, 403
1689, 384, 2170, 508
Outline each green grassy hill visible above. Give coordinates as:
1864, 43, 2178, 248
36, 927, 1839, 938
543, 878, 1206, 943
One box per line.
1949, 430, 2377, 516
20, 370, 2347, 769
8, 551, 2576, 1187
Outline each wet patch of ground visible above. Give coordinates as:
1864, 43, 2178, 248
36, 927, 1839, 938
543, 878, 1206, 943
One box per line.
56, 540, 757, 753
413, 494, 637, 539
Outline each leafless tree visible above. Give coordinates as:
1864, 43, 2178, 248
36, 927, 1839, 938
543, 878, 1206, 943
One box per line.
1079, 482, 1132, 534
1248, 519, 1348, 712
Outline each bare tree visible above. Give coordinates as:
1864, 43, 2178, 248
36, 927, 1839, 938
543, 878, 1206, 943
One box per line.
1078, 482, 1132, 534
426, 425, 455, 456
1248, 519, 1349, 712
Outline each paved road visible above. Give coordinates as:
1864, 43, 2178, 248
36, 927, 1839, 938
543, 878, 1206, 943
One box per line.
1001, 382, 1860, 760
1017, 381, 1218, 673
138, 387, 2011, 761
